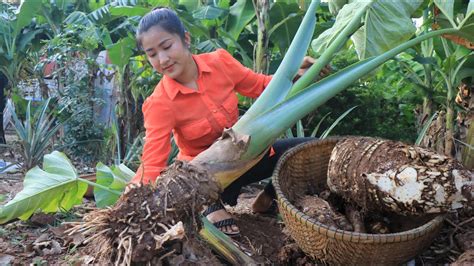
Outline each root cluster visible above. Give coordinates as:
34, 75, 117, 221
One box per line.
66, 161, 221, 265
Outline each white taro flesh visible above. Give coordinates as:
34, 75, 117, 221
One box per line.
327, 137, 473, 216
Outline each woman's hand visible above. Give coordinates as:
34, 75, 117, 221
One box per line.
294, 56, 331, 82
124, 182, 141, 194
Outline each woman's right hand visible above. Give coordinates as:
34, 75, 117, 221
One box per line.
124, 182, 141, 194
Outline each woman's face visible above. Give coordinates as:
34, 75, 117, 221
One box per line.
141, 25, 192, 80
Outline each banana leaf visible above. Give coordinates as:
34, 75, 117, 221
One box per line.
0, 151, 87, 224
94, 163, 133, 208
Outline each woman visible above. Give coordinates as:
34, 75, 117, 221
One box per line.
132, 8, 322, 236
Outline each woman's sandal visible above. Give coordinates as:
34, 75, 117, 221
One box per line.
203, 202, 241, 237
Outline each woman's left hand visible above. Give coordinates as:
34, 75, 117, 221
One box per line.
294, 56, 331, 82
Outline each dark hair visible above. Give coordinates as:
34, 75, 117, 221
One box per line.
136, 8, 186, 49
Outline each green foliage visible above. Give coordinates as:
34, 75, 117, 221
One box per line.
285, 106, 356, 139
306, 50, 420, 143
0, 151, 87, 224
313, 0, 424, 59
7, 99, 66, 170
0, 0, 43, 88
44, 24, 107, 163
94, 163, 133, 208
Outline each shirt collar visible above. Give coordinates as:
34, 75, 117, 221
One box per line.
163, 54, 212, 100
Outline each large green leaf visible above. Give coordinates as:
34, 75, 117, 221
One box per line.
193, 6, 228, 20
179, 0, 200, 12
14, 0, 41, 38
269, 2, 302, 54
0, 151, 87, 224
434, 0, 456, 27
94, 163, 133, 208
434, 0, 474, 43
351, 0, 423, 59
312, 1, 370, 54
328, 0, 349, 15
226, 0, 256, 41
110, 6, 150, 17
107, 36, 136, 70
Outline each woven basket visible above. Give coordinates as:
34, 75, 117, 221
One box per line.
272, 137, 444, 265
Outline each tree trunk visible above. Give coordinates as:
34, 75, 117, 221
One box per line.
0, 73, 7, 144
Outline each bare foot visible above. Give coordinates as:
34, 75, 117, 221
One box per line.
252, 190, 275, 213
205, 207, 240, 236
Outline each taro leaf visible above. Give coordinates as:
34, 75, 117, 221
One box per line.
312, 1, 370, 54
0, 151, 87, 224
110, 6, 150, 17
434, 0, 455, 27
434, 0, 474, 42
328, 0, 349, 15
94, 163, 133, 208
457, 4, 474, 43
351, 0, 423, 59
226, 0, 255, 41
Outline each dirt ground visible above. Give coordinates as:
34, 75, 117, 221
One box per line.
0, 134, 473, 265
1, 172, 473, 265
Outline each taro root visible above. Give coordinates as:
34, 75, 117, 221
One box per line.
327, 137, 474, 215
296, 195, 353, 231
345, 204, 366, 233
67, 161, 221, 265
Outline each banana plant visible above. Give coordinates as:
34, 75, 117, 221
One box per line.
0, 151, 133, 224
0, 0, 43, 144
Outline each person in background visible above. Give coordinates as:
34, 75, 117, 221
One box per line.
131, 7, 329, 236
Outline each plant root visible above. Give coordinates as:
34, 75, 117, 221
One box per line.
66, 161, 222, 265
328, 136, 473, 215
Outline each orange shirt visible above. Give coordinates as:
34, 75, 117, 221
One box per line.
132, 49, 272, 184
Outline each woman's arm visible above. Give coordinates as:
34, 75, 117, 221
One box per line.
131, 96, 175, 184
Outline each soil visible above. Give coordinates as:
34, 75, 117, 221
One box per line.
0, 133, 473, 264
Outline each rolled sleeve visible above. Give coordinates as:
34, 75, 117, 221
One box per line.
217, 49, 272, 98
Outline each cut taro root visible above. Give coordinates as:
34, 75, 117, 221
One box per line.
327, 137, 473, 215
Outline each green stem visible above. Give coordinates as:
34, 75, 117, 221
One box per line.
238, 28, 458, 160
286, 2, 369, 98
77, 177, 122, 196
199, 217, 255, 264
235, 0, 320, 128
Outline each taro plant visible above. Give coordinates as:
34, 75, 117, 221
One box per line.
58, 1, 473, 263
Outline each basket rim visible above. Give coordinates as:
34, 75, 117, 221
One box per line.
272, 137, 445, 244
